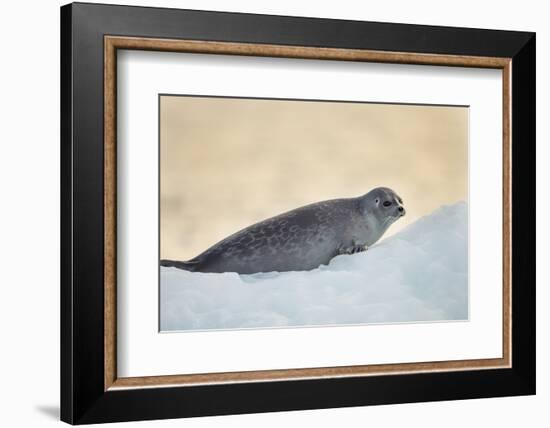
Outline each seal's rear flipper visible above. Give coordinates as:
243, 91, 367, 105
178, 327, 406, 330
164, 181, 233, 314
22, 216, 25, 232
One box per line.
160, 259, 199, 271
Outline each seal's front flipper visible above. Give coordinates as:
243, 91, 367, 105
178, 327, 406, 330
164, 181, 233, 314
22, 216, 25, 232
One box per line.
338, 243, 368, 255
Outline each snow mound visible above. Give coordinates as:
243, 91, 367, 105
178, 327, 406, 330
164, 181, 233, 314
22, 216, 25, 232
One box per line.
161, 202, 468, 331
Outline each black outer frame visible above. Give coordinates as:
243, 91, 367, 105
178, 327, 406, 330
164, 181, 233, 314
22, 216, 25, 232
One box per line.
60, 2, 535, 424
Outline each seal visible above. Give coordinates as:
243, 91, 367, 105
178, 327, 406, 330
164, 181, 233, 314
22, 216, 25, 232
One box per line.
161, 187, 405, 274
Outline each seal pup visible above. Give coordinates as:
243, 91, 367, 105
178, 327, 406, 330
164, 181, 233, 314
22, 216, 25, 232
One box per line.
161, 187, 405, 274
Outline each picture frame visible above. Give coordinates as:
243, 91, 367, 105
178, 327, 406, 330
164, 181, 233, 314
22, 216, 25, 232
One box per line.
60, 2, 535, 424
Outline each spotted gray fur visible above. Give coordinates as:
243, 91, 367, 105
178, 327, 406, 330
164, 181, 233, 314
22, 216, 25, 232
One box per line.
161, 187, 405, 274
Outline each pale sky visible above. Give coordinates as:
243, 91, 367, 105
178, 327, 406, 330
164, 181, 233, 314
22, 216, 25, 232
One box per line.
160, 95, 468, 260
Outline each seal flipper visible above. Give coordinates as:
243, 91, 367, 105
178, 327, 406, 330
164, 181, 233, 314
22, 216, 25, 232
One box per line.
338, 243, 368, 255
160, 259, 201, 271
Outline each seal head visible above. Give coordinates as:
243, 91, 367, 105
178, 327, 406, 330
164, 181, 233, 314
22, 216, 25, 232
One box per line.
161, 187, 405, 274
358, 187, 406, 246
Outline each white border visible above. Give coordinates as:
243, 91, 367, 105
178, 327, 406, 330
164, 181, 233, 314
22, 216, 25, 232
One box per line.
117, 50, 502, 377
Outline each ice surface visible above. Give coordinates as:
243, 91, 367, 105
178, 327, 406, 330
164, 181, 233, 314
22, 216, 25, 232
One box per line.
160, 202, 468, 331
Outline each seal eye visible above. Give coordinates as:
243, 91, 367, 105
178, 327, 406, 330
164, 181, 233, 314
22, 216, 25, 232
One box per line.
383, 201, 392, 207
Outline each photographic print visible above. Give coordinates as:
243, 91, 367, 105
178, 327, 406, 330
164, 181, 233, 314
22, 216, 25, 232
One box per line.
62, 6, 535, 422
159, 95, 468, 332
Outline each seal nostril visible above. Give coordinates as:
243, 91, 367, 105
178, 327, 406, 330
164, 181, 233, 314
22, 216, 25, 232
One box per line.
398, 206, 404, 212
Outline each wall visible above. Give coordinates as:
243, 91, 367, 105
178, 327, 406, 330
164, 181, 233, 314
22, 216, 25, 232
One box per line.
0, 0, 545, 426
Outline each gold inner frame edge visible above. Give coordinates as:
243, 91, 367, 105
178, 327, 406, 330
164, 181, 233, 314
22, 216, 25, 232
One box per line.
104, 35, 512, 391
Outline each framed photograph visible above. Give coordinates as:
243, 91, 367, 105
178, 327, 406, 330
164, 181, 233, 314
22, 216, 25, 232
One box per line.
60, 2, 535, 424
